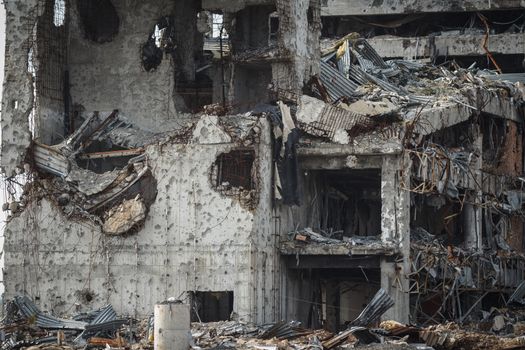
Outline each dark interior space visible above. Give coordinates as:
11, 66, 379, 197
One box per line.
213, 149, 255, 190
176, 71, 213, 112
76, 0, 120, 43
411, 193, 465, 245
424, 120, 475, 150
285, 264, 380, 332
437, 54, 525, 73
321, 10, 525, 39
310, 169, 381, 237
191, 291, 234, 322
230, 5, 276, 53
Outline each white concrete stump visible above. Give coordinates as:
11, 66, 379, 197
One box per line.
154, 303, 191, 350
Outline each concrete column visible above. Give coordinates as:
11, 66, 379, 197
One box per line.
380, 154, 410, 323
463, 198, 482, 250
464, 125, 483, 250
154, 303, 191, 350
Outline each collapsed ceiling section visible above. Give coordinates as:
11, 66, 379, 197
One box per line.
31, 110, 158, 235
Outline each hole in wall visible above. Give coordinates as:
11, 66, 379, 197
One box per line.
307, 6, 314, 25
309, 169, 382, 238
209, 149, 258, 209
190, 291, 234, 322
212, 150, 255, 190
77, 0, 120, 43
268, 12, 279, 44
141, 16, 176, 72
75, 288, 95, 304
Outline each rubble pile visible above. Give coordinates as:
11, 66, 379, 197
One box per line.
0, 296, 134, 350
7, 294, 525, 350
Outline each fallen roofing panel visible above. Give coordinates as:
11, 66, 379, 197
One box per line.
350, 288, 395, 327
14, 295, 88, 330
296, 95, 389, 142
319, 60, 359, 100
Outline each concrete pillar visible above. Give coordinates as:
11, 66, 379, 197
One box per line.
154, 303, 191, 350
324, 279, 340, 332
380, 154, 410, 323
464, 126, 483, 251
463, 198, 482, 250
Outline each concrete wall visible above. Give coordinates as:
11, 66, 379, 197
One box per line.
320, 0, 525, 16
1, 1, 38, 176
68, 0, 180, 131
4, 115, 278, 322
273, 0, 320, 94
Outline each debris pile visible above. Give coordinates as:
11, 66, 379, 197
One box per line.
1, 296, 129, 350
7, 292, 525, 349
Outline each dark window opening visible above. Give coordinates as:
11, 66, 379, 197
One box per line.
141, 16, 176, 72
191, 291, 234, 322
284, 266, 380, 331
411, 193, 465, 245
176, 71, 213, 113
268, 13, 279, 44
213, 150, 255, 190
425, 120, 474, 150
77, 0, 120, 43
312, 169, 381, 238
230, 5, 276, 52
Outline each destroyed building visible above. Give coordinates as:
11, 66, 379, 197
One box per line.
2, 0, 525, 334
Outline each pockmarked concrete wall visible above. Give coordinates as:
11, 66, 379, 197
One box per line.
68, 0, 179, 131
4, 116, 278, 322
1, 1, 38, 176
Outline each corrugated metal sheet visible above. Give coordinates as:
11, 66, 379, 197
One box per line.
33, 143, 69, 177
352, 39, 389, 69
508, 280, 525, 305
14, 296, 87, 330
91, 304, 117, 324
320, 60, 359, 100
350, 289, 394, 327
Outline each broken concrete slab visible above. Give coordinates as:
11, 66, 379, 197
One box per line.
103, 196, 147, 235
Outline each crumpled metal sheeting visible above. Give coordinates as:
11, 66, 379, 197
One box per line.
351, 39, 389, 70
91, 304, 118, 324
350, 289, 395, 327
0, 337, 58, 350
320, 60, 359, 101
13, 295, 88, 330
508, 280, 525, 305
410, 237, 525, 325
408, 145, 478, 199
33, 143, 70, 177
258, 321, 312, 340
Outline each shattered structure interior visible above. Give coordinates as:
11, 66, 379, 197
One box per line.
3, 0, 525, 348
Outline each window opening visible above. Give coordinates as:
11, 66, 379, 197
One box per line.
141, 16, 175, 72
214, 150, 255, 190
